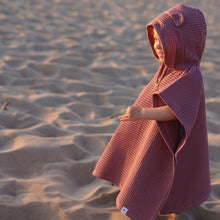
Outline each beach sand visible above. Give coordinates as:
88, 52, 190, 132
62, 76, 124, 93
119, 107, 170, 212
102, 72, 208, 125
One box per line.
0, 0, 219, 219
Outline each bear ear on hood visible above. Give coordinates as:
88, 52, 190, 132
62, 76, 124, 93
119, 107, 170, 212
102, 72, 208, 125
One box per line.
166, 12, 184, 27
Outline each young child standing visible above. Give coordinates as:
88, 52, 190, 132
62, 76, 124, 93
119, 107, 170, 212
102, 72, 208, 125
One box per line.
92, 4, 212, 220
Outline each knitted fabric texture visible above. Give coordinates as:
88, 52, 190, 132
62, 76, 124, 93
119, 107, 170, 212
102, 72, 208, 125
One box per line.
92, 4, 212, 220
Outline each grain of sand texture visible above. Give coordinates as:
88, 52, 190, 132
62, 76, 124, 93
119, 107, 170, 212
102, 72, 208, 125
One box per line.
0, 0, 219, 219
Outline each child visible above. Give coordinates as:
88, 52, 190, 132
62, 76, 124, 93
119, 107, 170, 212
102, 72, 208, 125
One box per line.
92, 4, 212, 220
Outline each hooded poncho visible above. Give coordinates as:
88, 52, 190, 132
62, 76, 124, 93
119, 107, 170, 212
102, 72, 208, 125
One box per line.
92, 4, 212, 220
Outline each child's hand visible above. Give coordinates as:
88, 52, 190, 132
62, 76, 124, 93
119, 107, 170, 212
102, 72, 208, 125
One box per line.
119, 106, 144, 121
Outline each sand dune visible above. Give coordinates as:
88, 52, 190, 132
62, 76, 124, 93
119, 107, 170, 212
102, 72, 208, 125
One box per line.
0, 0, 219, 219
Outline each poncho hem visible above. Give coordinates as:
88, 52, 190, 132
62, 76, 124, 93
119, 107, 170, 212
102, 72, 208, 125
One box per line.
93, 170, 211, 219
159, 189, 212, 214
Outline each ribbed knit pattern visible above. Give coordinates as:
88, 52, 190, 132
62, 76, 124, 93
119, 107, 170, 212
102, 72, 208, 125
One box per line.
92, 4, 212, 220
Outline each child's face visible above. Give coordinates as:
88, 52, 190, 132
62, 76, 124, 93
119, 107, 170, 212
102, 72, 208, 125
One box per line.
153, 28, 164, 62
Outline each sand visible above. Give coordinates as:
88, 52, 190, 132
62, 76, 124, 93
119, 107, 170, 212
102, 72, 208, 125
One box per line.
0, 0, 219, 219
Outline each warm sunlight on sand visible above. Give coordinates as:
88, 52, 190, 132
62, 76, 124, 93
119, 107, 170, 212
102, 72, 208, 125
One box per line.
0, 0, 219, 219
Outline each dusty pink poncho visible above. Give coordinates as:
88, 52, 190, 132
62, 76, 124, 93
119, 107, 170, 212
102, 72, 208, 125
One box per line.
93, 4, 212, 220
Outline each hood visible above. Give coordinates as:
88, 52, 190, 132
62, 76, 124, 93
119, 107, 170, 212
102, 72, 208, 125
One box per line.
146, 4, 207, 69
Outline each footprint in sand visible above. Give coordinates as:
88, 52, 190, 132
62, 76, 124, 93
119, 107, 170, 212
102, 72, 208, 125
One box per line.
28, 62, 60, 77
35, 95, 73, 107
75, 92, 108, 106
73, 134, 108, 155
67, 103, 95, 121
0, 112, 41, 129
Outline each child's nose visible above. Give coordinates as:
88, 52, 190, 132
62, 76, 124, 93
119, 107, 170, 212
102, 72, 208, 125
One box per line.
155, 42, 162, 50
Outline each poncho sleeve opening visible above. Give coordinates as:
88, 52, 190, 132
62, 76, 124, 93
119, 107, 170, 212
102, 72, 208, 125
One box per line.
153, 67, 203, 155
